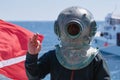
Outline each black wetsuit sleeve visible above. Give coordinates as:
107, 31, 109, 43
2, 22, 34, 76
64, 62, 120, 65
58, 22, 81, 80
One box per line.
25, 52, 51, 80
94, 54, 111, 80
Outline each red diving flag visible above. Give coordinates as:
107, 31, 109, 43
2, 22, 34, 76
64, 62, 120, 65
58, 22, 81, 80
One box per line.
0, 20, 44, 80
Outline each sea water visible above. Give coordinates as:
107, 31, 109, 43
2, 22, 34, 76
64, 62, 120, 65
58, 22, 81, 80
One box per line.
3, 21, 120, 80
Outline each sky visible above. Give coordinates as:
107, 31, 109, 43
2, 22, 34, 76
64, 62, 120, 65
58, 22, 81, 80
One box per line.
0, 0, 120, 21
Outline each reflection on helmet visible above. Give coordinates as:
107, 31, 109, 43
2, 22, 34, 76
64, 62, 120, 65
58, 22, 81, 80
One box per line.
54, 6, 98, 70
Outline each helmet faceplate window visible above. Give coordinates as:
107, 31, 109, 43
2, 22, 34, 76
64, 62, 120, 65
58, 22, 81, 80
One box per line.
66, 22, 82, 38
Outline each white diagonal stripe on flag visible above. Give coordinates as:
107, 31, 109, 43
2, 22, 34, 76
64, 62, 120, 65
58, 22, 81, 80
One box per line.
0, 55, 26, 68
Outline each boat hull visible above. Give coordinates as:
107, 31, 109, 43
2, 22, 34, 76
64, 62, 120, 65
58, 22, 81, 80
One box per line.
99, 45, 120, 56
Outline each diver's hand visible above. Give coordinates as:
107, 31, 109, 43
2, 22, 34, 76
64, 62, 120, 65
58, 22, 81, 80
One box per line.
28, 33, 41, 55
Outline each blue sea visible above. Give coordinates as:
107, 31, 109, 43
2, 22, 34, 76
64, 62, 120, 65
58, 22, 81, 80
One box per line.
5, 21, 120, 80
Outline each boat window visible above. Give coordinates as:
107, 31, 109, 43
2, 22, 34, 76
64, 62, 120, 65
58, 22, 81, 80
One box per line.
117, 33, 120, 46
110, 19, 120, 25
100, 33, 104, 36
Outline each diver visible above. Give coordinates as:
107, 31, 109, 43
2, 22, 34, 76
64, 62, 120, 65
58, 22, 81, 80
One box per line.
25, 6, 111, 80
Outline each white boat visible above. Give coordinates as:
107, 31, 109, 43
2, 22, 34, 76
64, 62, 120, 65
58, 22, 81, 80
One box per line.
90, 13, 120, 56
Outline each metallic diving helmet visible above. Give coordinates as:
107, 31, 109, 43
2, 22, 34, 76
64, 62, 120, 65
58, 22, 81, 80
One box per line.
54, 6, 98, 70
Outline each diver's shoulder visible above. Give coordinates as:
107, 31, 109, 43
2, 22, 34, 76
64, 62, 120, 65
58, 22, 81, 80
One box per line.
94, 52, 105, 62
45, 49, 56, 54
43, 49, 56, 57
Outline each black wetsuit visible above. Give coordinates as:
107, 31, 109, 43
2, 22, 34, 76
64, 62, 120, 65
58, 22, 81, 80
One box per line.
25, 50, 111, 80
